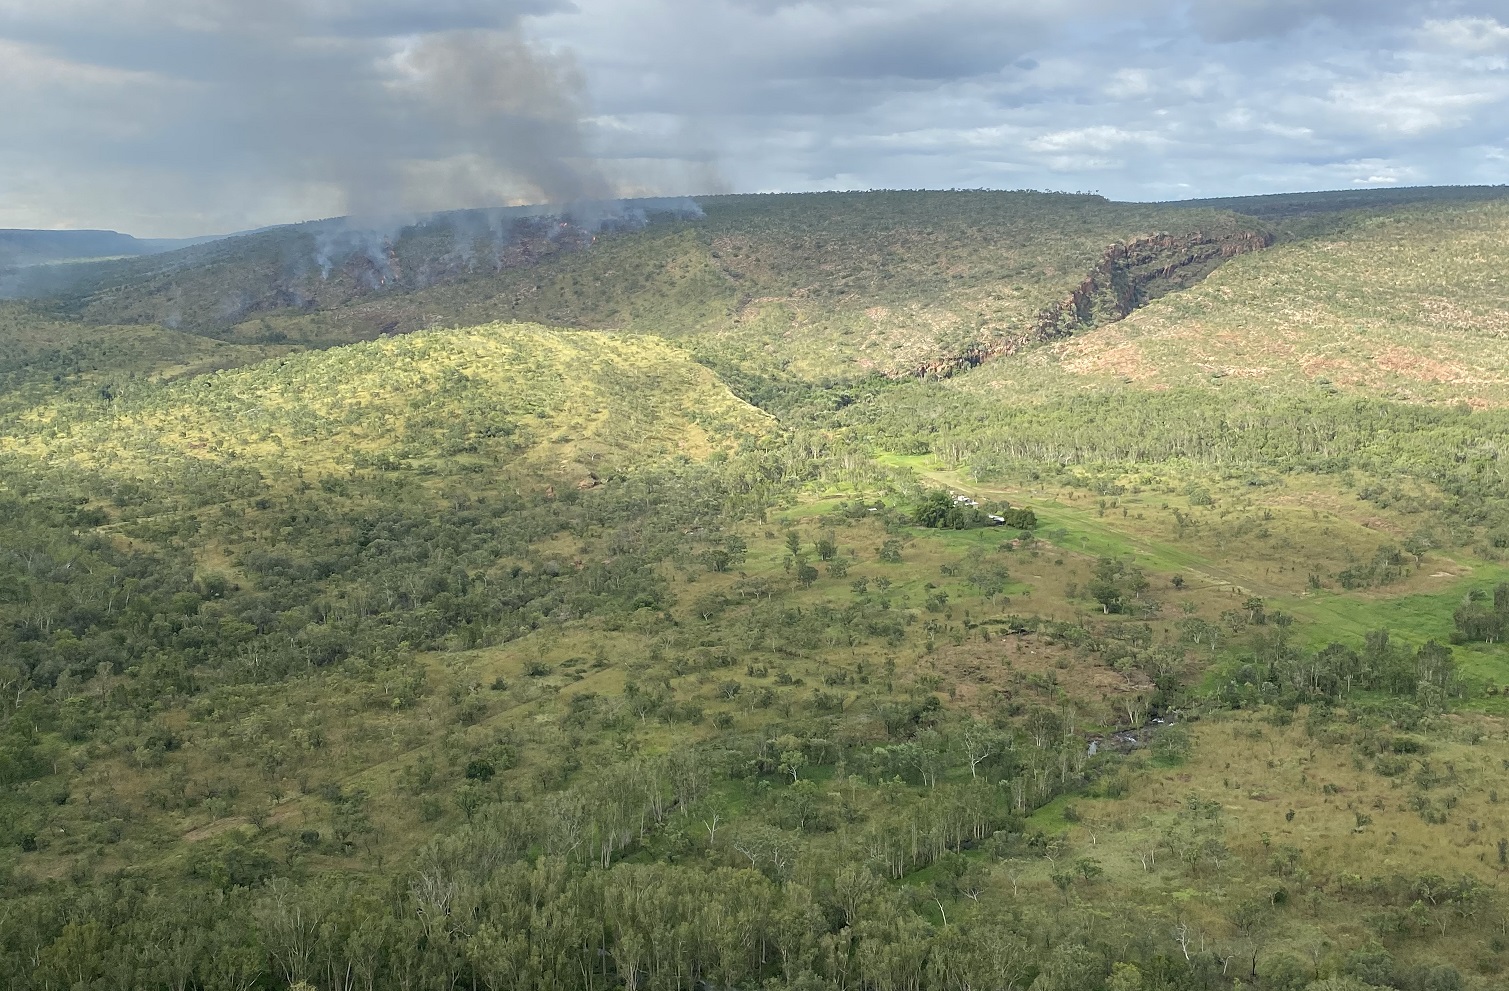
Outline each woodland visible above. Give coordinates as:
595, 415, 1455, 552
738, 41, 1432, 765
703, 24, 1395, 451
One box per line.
2, 187, 1509, 991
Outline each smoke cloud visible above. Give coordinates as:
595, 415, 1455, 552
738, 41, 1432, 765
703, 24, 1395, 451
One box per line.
304, 197, 706, 290
0, 0, 720, 235
320, 25, 626, 220
388, 30, 614, 209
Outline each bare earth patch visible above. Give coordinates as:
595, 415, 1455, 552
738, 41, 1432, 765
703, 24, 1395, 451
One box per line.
923, 633, 1153, 718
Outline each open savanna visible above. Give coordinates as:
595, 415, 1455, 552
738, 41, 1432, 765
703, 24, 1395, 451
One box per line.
1006, 706, 1509, 982
8, 188, 1509, 990
5, 491, 1183, 887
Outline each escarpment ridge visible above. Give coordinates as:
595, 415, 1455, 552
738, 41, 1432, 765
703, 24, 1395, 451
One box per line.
909, 227, 1273, 379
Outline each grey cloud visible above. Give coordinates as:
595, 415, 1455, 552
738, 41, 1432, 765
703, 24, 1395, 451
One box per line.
537, 0, 1507, 200
2, 0, 1507, 235
0, 0, 648, 233
0, 0, 568, 36
1180, 0, 1509, 43
1183, 0, 1400, 42
812, 11, 1058, 81
543, 0, 1120, 110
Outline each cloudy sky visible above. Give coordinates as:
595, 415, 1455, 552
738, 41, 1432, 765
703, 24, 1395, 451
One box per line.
1, 0, 1506, 236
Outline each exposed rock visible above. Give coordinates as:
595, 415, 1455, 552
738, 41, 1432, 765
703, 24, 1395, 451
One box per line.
909, 228, 1273, 379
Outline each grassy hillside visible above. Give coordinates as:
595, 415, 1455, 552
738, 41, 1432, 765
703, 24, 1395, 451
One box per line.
17, 213, 618, 337
963, 199, 1509, 407
0, 301, 267, 373
2, 322, 771, 492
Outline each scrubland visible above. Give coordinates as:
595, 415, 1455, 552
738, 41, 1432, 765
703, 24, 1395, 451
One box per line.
2, 188, 1509, 989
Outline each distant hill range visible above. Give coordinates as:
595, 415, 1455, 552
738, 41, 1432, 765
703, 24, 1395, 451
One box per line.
0, 228, 221, 269
6, 185, 1509, 384
0, 198, 704, 318
0, 192, 1269, 379
1164, 183, 1509, 221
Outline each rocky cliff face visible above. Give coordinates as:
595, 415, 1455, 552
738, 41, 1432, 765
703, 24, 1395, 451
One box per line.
909, 228, 1273, 379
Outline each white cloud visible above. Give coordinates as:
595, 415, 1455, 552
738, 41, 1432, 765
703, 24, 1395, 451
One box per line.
1104, 68, 1155, 98
1419, 16, 1509, 53
0, 37, 172, 90
1026, 126, 1164, 154
1323, 71, 1507, 136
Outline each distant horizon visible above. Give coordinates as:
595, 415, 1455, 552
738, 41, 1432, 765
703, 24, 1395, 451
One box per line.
6, 1, 1506, 238
8, 182, 1509, 242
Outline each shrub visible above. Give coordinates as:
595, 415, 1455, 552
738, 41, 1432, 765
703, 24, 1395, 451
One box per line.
1151, 725, 1192, 764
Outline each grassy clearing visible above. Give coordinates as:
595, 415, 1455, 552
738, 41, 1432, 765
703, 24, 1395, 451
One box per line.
885, 453, 1509, 694
898, 461, 1430, 597
1042, 708, 1509, 978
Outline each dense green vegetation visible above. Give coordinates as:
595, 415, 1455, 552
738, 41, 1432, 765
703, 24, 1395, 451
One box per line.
911, 489, 1036, 531
3, 188, 1509, 990
1453, 584, 1509, 645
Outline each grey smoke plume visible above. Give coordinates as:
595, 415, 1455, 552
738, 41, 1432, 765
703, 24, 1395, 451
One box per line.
305, 197, 706, 288
305, 21, 627, 218
386, 30, 616, 211
0, 1, 719, 234
308, 24, 626, 219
